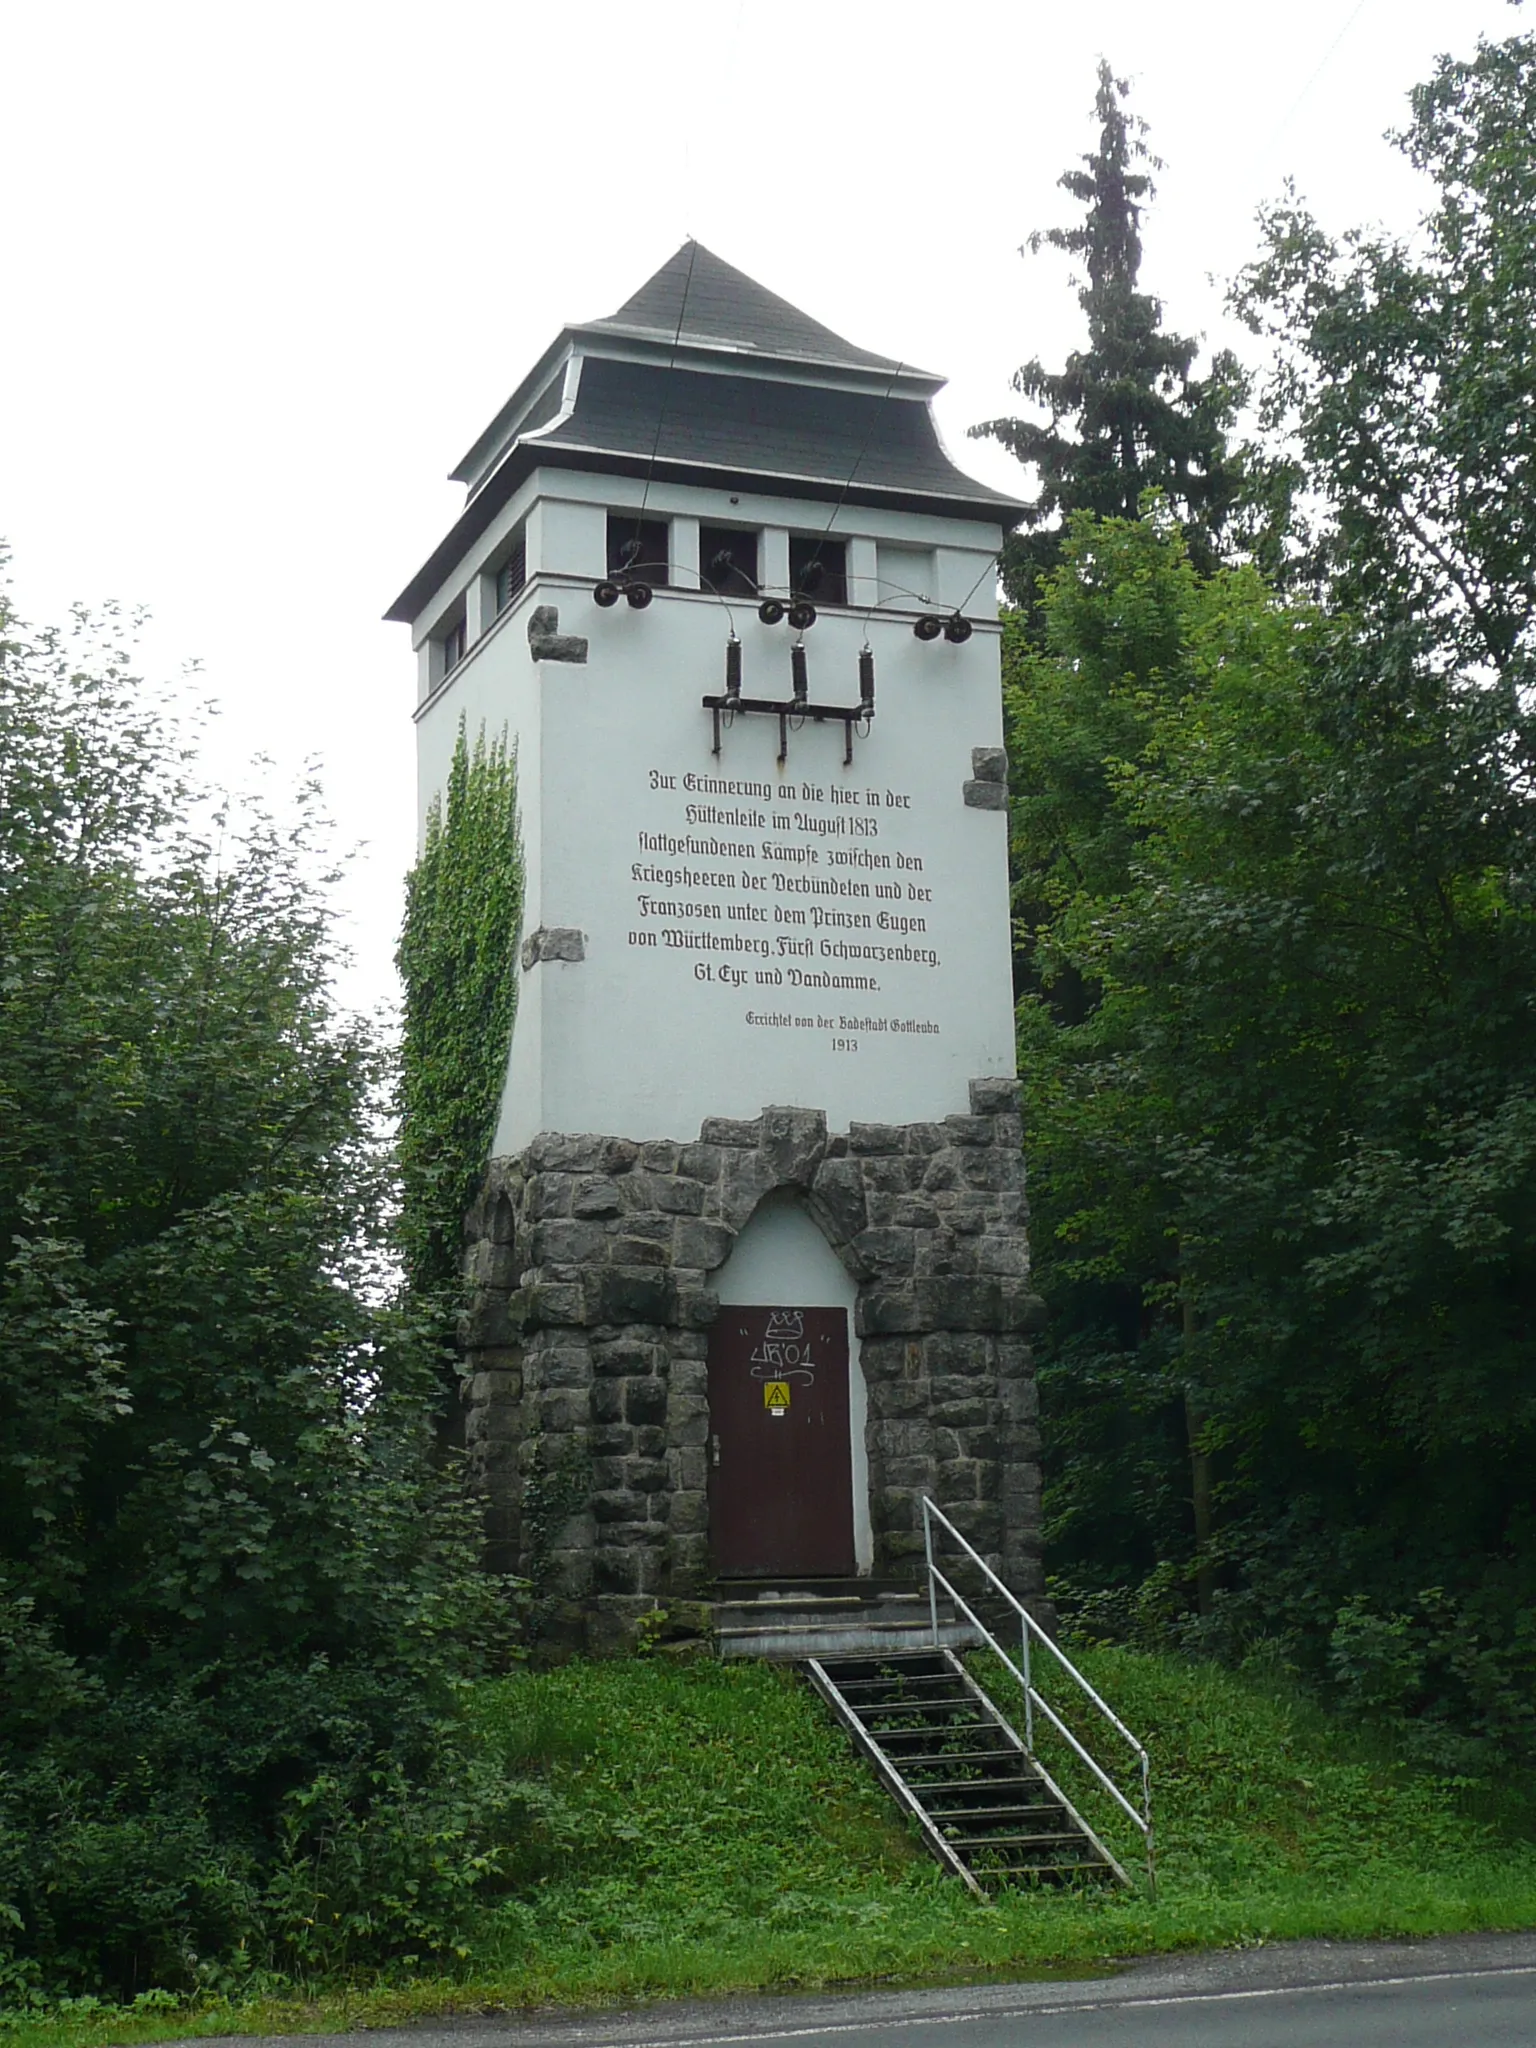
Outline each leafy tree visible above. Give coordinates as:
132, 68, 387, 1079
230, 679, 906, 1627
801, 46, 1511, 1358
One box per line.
974, 60, 1246, 619
0, 584, 525, 2000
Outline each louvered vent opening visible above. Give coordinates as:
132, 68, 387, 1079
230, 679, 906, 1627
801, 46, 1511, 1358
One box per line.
495, 532, 527, 613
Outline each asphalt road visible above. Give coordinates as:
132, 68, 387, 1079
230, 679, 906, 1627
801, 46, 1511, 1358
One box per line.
183, 1933, 1536, 2048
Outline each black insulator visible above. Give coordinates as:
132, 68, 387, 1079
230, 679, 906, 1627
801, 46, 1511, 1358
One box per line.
758, 598, 785, 625
725, 638, 742, 700
593, 580, 621, 608
787, 601, 817, 631
858, 647, 875, 710
790, 643, 809, 702
913, 614, 943, 642
943, 613, 973, 644
625, 581, 653, 609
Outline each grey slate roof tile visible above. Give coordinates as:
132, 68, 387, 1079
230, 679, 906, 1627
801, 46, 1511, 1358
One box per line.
588, 242, 915, 375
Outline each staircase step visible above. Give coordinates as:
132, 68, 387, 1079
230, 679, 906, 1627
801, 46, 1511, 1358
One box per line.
928, 1803, 1065, 1825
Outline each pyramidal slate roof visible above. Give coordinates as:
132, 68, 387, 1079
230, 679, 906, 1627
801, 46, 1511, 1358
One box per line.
583, 242, 925, 379
387, 246, 1024, 624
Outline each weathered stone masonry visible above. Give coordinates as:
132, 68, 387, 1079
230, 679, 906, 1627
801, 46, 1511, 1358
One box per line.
460, 1078, 1043, 1651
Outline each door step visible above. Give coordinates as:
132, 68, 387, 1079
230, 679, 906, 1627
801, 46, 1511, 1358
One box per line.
804, 1647, 1127, 1895
713, 1581, 981, 1662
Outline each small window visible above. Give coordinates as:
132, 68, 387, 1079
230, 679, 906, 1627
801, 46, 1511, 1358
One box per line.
789, 535, 847, 606
440, 619, 466, 673
607, 514, 670, 586
495, 530, 527, 613
699, 525, 759, 597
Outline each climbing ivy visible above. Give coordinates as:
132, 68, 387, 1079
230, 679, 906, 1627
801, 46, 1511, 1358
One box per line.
397, 720, 523, 1298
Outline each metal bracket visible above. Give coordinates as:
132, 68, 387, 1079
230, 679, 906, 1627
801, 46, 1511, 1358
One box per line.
703, 645, 875, 767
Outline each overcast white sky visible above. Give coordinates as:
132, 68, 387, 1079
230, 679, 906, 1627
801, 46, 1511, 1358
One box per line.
1, 0, 1522, 1019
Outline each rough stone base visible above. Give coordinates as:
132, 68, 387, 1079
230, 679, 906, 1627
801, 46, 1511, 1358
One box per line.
460, 1079, 1044, 1653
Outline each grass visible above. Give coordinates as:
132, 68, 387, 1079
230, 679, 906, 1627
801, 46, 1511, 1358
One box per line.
7, 1646, 1536, 2048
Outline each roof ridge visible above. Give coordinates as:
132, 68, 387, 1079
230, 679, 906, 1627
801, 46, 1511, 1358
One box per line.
585, 240, 929, 379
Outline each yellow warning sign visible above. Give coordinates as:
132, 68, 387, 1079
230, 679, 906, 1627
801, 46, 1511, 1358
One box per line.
763, 1381, 791, 1413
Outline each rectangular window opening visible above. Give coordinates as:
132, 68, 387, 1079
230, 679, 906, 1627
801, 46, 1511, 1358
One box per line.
699, 525, 759, 598
607, 513, 670, 586
789, 534, 847, 607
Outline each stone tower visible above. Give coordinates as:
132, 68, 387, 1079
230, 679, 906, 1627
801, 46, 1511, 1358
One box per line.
388, 243, 1044, 1649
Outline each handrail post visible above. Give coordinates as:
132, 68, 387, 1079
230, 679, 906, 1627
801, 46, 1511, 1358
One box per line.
1142, 1752, 1156, 1896
1022, 1612, 1034, 1754
923, 1498, 939, 1647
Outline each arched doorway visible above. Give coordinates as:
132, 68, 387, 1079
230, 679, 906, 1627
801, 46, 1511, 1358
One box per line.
707, 1192, 872, 1578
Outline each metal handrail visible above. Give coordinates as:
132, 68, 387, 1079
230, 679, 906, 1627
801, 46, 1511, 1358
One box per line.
921, 1496, 1155, 1891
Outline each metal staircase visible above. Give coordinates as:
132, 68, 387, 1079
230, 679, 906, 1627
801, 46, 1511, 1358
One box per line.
806, 1646, 1123, 1893
802, 1499, 1156, 1897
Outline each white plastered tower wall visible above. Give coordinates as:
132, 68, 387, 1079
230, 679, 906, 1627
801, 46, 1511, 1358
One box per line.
411, 469, 1016, 1147
391, 244, 1046, 1648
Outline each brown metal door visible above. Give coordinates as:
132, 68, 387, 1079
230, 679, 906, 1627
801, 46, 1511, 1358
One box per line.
707, 1305, 855, 1578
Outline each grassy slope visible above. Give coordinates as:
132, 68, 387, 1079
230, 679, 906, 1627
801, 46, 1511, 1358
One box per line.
9, 1648, 1536, 2047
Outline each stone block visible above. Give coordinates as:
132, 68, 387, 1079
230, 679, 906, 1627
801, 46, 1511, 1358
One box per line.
626, 1457, 670, 1494
592, 1488, 643, 1524
634, 1424, 668, 1459
962, 779, 1008, 810
666, 1532, 712, 1589
857, 1286, 918, 1336
524, 1132, 611, 1174
943, 1114, 994, 1147
977, 1235, 1030, 1277
572, 1177, 625, 1219
523, 1281, 583, 1328
675, 1285, 720, 1329
585, 1268, 676, 1326
674, 1446, 708, 1492
589, 1380, 623, 1424
526, 1175, 572, 1221
760, 1105, 828, 1187
465, 1402, 520, 1444
674, 1218, 734, 1269
640, 1140, 681, 1174
668, 1357, 708, 1398
931, 1394, 993, 1429
612, 1234, 669, 1268
588, 1442, 632, 1476
969, 1077, 1021, 1117
849, 1121, 903, 1155
719, 1152, 776, 1229
904, 1122, 949, 1154
849, 1227, 915, 1277
863, 1157, 920, 1194
678, 1142, 723, 1182
537, 1388, 589, 1432
531, 1220, 607, 1266
970, 746, 1008, 785
810, 1157, 868, 1241
700, 1116, 761, 1149
891, 1196, 941, 1231
624, 1377, 668, 1426
466, 1368, 521, 1405
668, 1490, 709, 1535
463, 1238, 520, 1289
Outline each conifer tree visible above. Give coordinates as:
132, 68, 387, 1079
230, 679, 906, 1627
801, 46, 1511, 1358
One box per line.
974, 61, 1245, 613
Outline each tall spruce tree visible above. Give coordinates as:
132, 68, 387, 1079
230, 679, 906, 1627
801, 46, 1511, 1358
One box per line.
974, 61, 1245, 615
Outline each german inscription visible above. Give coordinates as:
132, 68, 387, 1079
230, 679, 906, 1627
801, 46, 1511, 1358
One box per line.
628, 768, 942, 1054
